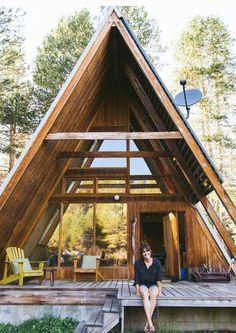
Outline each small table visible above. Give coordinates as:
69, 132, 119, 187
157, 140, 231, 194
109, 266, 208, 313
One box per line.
43, 267, 57, 286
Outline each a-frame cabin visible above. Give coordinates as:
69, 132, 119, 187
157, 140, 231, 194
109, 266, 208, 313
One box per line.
0, 8, 236, 281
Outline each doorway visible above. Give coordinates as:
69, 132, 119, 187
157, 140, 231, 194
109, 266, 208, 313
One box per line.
140, 212, 186, 279
140, 213, 166, 266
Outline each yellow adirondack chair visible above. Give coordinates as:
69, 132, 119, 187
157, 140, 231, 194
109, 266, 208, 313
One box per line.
0, 247, 46, 286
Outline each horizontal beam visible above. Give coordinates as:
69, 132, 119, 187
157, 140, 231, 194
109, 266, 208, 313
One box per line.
130, 175, 170, 180
64, 174, 171, 180
58, 151, 172, 158
64, 167, 127, 178
46, 131, 183, 140
49, 193, 182, 203
76, 184, 160, 189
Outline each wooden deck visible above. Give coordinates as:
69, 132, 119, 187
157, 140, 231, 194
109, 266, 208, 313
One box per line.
118, 280, 236, 307
1, 279, 236, 332
1, 279, 236, 307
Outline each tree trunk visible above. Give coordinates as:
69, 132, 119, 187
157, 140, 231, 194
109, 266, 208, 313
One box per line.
9, 124, 16, 171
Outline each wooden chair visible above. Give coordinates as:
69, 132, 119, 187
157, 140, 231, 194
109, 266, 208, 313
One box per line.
0, 247, 46, 286
73, 246, 104, 282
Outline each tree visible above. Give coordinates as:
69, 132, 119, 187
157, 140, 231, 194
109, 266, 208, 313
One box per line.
0, 7, 25, 88
0, 84, 36, 169
100, 6, 165, 67
96, 203, 127, 263
174, 16, 236, 178
0, 7, 33, 170
173, 16, 236, 241
32, 9, 95, 117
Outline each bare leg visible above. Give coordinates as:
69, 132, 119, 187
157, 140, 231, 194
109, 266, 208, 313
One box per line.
139, 285, 153, 330
149, 286, 158, 324
149, 286, 159, 318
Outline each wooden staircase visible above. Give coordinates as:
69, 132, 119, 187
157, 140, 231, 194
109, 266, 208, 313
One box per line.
74, 296, 120, 333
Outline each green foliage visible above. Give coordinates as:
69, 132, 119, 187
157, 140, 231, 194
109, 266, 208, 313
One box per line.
96, 203, 127, 262
174, 15, 236, 179
0, 7, 26, 89
32, 9, 95, 117
174, 15, 236, 244
119, 6, 165, 66
100, 6, 165, 67
48, 203, 127, 264
0, 84, 38, 158
0, 316, 78, 333
0, 7, 34, 170
49, 203, 94, 252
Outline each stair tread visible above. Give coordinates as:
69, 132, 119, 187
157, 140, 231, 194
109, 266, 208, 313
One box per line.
110, 299, 119, 313
103, 298, 119, 313
101, 313, 119, 333
87, 328, 102, 333
73, 320, 86, 333
103, 299, 112, 312
87, 310, 103, 327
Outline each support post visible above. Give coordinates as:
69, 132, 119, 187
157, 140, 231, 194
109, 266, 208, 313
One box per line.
57, 179, 66, 274
120, 305, 124, 333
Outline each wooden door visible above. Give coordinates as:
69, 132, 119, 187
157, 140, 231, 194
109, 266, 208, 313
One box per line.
163, 212, 181, 279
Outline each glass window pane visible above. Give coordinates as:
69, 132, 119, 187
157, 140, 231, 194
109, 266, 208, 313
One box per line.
96, 203, 127, 267
48, 203, 94, 267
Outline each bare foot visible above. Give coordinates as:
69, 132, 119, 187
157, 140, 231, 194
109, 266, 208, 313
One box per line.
144, 322, 149, 332
149, 324, 155, 332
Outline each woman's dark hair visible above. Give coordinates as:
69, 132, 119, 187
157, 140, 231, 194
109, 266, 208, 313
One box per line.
140, 241, 151, 256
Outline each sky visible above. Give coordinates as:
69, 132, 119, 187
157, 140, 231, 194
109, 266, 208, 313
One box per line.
1, 0, 236, 86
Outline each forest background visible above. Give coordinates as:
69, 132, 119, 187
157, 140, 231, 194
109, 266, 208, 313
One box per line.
0, 1, 235, 254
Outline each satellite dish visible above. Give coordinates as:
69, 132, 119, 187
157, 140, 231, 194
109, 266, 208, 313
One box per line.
174, 79, 202, 119
175, 89, 202, 107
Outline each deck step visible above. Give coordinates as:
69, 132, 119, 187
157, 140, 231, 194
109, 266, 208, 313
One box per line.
86, 310, 104, 327
101, 312, 119, 333
103, 299, 119, 313
103, 299, 112, 312
87, 313, 119, 333
73, 320, 86, 333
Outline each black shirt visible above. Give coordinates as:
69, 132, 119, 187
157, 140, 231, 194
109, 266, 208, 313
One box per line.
134, 257, 162, 285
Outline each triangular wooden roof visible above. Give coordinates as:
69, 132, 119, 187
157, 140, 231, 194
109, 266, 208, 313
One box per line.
0, 8, 235, 261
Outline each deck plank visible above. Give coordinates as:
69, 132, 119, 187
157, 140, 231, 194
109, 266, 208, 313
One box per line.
121, 280, 131, 297
1, 280, 236, 309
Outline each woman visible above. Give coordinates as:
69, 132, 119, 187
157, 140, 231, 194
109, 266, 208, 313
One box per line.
134, 242, 162, 333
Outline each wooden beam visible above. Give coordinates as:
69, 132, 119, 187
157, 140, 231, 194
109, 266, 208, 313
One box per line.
126, 139, 130, 194
64, 167, 127, 178
126, 69, 236, 256
46, 131, 183, 140
128, 94, 186, 196
65, 174, 169, 181
93, 203, 96, 245
130, 175, 170, 180
58, 179, 66, 269
58, 151, 172, 158
0, 14, 114, 210
76, 184, 160, 189
49, 193, 182, 203
113, 12, 236, 224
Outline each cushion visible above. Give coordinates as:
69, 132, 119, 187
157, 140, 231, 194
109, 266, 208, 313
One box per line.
82, 255, 100, 269
10, 258, 32, 274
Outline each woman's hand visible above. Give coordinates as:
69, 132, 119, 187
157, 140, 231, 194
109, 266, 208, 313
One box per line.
135, 284, 140, 296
